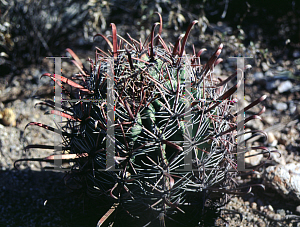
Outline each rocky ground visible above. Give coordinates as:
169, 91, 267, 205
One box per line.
0, 1, 300, 226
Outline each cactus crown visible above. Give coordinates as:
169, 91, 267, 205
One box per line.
19, 14, 268, 226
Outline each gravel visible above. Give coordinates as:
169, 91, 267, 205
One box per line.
264, 163, 300, 201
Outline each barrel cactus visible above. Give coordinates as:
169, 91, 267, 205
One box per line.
19, 14, 268, 227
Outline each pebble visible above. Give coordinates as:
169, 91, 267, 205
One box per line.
273, 102, 288, 111
0, 108, 16, 126
277, 209, 286, 216
278, 80, 293, 93
289, 102, 297, 114
293, 50, 300, 58
257, 220, 266, 227
268, 213, 274, 219
251, 202, 257, 210
244, 130, 252, 141
263, 115, 275, 125
279, 133, 288, 145
296, 205, 300, 214
263, 162, 300, 201
263, 208, 269, 213
262, 62, 269, 71
290, 127, 298, 135
266, 79, 280, 91
267, 132, 278, 146
245, 150, 263, 166
267, 205, 274, 212
253, 72, 264, 80
247, 118, 264, 130
265, 70, 274, 76
273, 214, 282, 221
270, 151, 286, 165
277, 66, 284, 71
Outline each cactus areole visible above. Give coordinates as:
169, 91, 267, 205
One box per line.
21, 14, 268, 226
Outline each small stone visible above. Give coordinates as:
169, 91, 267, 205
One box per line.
267, 204, 274, 212
253, 72, 264, 80
273, 214, 282, 221
263, 163, 300, 201
290, 102, 297, 114
257, 220, 266, 227
273, 102, 288, 111
0, 108, 16, 126
273, 131, 281, 139
290, 127, 298, 135
278, 80, 293, 93
267, 132, 275, 143
279, 133, 288, 145
277, 66, 284, 71
268, 213, 275, 219
293, 50, 300, 58
266, 79, 280, 91
262, 62, 269, 71
251, 202, 257, 210
245, 150, 263, 166
265, 70, 274, 77
267, 132, 277, 146
270, 151, 286, 165
277, 209, 286, 217
244, 129, 252, 141
263, 115, 275, 125
296, 205, 300, 214
246, 118, 264, 130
